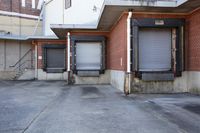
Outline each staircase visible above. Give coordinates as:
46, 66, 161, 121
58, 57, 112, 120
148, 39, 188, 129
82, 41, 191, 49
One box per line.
10, 49, 35, 80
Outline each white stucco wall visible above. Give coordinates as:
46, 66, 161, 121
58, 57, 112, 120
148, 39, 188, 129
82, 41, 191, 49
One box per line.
44, 0, 103, 36
44, 0, 64, 35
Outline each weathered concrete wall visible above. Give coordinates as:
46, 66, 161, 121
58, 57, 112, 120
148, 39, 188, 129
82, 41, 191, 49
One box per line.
0, 71, 17, 80
0, 40, 33, 80
74, 70, 110, 84
37, 69, 68, 80
187, 72, 200, 94
131, 72, 188, 93
18, 69, 35, 80
110, 70, 125, 92
0, 40, 5, 70
0, 0, 42, 36
0, 15, 42, 36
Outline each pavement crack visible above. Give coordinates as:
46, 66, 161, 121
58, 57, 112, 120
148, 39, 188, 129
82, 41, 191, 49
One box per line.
21, 102, 51, 133
21, 87, 71, 133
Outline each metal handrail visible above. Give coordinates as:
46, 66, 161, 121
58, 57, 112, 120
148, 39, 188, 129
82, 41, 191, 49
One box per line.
9, 49, 32, 68
14, 60, 33, 71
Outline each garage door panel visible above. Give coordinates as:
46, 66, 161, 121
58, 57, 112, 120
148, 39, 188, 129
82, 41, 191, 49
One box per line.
46, 49, 65, 68
139, 28, 171, 71
76, 42, 101, 70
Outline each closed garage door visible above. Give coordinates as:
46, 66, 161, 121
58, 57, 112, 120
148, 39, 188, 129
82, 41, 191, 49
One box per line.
139, 28, 172, 72
76, 42, 101, 70
46, 48, 65, 69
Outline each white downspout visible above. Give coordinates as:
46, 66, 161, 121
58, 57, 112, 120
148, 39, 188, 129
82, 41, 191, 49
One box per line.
67, 32, 71, 83
35, 44, 38, 79
127, 11, 132, 73
126, 11, 132, 95
67, 32, 71, 72
32, 1, 45, 35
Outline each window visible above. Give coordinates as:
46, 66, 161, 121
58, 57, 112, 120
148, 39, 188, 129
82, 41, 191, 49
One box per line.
65, 0, 71, 9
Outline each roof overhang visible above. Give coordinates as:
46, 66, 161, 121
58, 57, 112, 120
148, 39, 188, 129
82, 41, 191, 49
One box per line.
97, 0, 200, 30
50, 24, 99, 38
0, 35, 58, 41
51, 0, 200, 38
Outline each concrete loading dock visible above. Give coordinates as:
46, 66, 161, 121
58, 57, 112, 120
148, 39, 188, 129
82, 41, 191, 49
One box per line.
1, 0, 200, 95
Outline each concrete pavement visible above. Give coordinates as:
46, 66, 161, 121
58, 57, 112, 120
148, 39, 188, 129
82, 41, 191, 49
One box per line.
0, 81, 200, 133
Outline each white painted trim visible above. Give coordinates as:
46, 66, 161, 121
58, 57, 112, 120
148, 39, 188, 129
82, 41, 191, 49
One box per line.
33, 3, 45, 35
127, 11, 132, 73
22, 0, 26, 7
67, 32, 71, 72
37, 0, 44, 9
32, 0, 36, 9
177, 0, 188, 6
35, 44, 38, 79
0, 10, 39, 19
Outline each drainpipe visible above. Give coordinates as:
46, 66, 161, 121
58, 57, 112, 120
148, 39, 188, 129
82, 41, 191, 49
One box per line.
125, 11, 132, 95
67, 32, 71, 83
33, 1, 45, 35
34, 42, 38, 79
127, 11, 132, 73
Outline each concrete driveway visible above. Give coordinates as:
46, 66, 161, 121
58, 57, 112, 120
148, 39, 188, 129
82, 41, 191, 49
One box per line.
0, 81, 200, 133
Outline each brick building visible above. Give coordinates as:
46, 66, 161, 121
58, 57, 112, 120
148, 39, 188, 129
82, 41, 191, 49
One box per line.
1, 0, 200, 94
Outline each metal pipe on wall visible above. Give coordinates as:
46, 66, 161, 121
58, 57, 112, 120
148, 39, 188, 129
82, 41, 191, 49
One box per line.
125, 11, 133, 95
67, 32, 71, 72
67, 32, 71, 84
127, 11, 132, 73
34, 43, 38, 79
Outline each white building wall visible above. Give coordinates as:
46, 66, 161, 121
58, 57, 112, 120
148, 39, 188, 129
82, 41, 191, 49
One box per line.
44, 0, 103, 36
44, 0, 64, 36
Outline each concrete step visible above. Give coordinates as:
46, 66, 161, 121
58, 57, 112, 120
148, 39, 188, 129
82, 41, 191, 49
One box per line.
18, 69, 35, 80
0, 71, 17, 80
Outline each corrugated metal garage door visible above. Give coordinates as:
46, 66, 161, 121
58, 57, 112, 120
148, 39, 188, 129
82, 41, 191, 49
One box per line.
139, 28, 172, 71
46, 49, 65, 68
76, 42, 101, 70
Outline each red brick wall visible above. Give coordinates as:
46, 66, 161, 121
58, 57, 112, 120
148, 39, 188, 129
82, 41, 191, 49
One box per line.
0, 0, 40, 16
187, 9, 200, 71
36, 40, 66, 69
107, 13, 187, 71
108, 14, 128, 71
